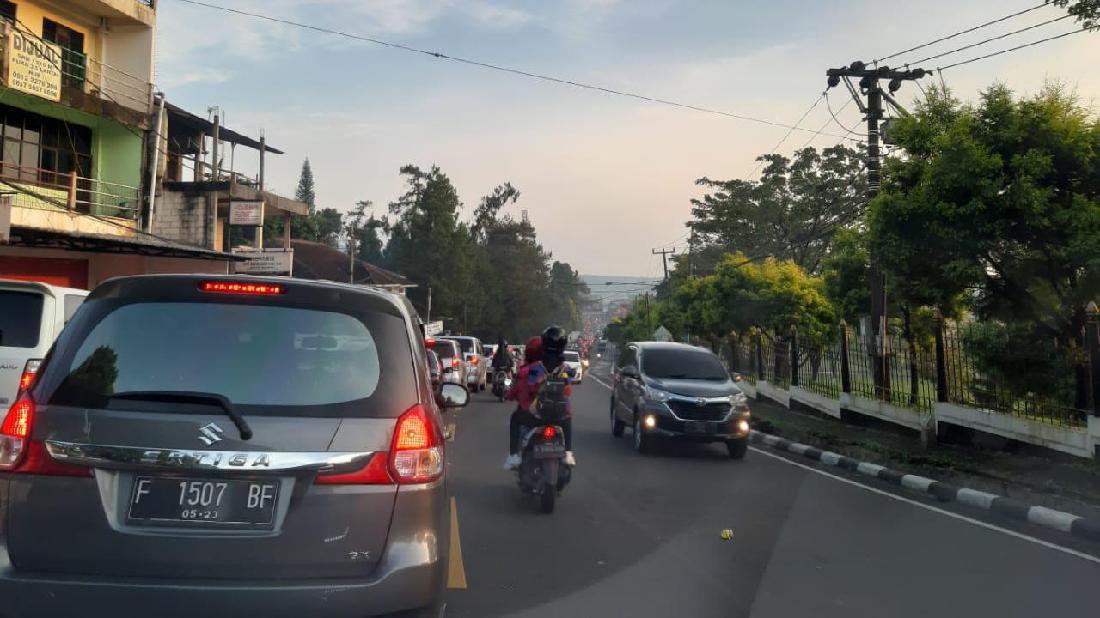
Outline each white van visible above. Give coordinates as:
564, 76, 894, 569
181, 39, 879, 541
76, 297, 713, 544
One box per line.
0, 280, 88, 409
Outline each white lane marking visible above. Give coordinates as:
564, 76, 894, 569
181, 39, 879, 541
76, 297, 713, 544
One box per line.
957, 488, 998, 510
1028, 506, 1080, 533
749, 447, 1100, 565
901, 474, 935, 493
589, 374, 1100, 564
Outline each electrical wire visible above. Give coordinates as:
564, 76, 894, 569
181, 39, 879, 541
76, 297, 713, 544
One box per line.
824, 93, 864, 138
873, 2, 1052, 64
938, 25, 1092, 71
904, 13, 1073, 66
168, 0, 856, 141
747, 92, 826, 178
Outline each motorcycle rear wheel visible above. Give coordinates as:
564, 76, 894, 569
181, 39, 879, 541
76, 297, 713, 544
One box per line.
539, 483, 555, 513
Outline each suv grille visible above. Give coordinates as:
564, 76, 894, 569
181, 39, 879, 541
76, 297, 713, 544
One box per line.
668, 400, 731, 421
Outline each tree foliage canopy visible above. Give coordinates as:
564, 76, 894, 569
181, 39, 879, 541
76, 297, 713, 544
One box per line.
689, 145, 867, 274
869, 84, 1100, 343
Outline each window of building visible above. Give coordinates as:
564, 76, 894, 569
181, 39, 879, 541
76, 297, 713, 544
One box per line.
42, 18, 85, 88
0, 2, 16, 25
0, 104, 92, 186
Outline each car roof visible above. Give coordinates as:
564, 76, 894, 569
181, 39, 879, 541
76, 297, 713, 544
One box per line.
440, 335, 479, 342
629, 341, 713, 353
0, 279, 89, 297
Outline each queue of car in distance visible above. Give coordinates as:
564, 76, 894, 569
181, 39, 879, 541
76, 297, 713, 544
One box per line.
610, 342, 751, 459
0, 274, 469, 617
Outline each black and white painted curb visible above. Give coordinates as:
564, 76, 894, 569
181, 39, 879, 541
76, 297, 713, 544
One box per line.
749, 430, 1100, 543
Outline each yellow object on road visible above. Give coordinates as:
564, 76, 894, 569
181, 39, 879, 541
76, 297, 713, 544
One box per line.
720, 529, 734, 540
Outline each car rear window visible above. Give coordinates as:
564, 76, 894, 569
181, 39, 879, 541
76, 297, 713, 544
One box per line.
445, 337, 475, 354
436, 341, 458, 358
642, 348, 729, 381
0, 290, 44, 349
45, 301, 417, 417
564, 351, 580, 362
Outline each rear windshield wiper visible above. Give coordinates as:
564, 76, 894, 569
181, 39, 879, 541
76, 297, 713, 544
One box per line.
109, 391, 253, 441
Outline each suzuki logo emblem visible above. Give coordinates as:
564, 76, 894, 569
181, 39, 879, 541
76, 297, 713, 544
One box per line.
197, 422, 225, 445
695, 398, 707, 407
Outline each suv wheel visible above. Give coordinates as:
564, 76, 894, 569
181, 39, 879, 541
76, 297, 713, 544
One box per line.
610, 399, 625, 437
633, 413, 653, 454
726, 438, 748, 460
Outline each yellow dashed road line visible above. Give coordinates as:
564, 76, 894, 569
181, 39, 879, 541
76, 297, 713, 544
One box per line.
447, 496, 468, 589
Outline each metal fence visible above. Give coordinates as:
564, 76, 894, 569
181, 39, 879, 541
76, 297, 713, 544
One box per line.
760, 336, 791, 389
942, 326, 1086, 427
736, 321, 1089, 425
797, 340, 842, 399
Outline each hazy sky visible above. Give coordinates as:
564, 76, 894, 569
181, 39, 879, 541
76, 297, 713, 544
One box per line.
155, 0, 1100, 276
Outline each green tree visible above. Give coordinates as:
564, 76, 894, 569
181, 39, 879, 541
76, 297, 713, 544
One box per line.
689, 145, 867, 274
296, 158, 317, 213
314, 207, 343, 247
384, 165, 477, 329
820, 228, 870, 324
869, 84, 1100, 346
1049, 0, 1100, 27
344, 201, 386, 264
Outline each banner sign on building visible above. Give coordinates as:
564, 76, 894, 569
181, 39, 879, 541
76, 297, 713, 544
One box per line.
424, 321, 444, 336
5, 31, 62, 102
233, 248, 293, 276
229, 200, 265, 226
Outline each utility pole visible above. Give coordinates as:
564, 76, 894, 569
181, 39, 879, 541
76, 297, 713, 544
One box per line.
652, 247, 676, 281
826, 61, 927, 398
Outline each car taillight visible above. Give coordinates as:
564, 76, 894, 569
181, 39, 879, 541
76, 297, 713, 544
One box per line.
313, 405, 443, 486
452, 357, 461, 368
18, 359, 42, 393
389, 404, 443, 484
314, 452, 392, 485
542, 426, 557, 440
471, 357, 480, 366
199, 281, 285, 295
0, 394, 90, 476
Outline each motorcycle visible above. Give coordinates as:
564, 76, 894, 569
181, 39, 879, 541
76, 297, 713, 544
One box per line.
492, 368, 513, 402
516, 422, 572, 513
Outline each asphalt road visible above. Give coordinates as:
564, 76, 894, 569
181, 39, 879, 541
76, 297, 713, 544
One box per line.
443, 363, 1100, 617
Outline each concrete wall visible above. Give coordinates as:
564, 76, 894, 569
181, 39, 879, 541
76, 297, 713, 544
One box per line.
151, 190, 210, 248
746, 376, 1100, 460
936, 402, 1092, 459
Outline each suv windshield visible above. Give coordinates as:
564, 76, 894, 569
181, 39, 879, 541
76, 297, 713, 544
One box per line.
0, 290, 44, 349
642, 348, 728, 381
45, 301, 416, 416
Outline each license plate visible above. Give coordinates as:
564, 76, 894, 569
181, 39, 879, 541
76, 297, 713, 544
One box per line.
684, 421, 714, 435
128, 477, 280, 528
533, 443, 566, 459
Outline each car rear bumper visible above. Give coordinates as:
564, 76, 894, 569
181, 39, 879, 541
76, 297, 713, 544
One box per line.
0, 481, 448, 618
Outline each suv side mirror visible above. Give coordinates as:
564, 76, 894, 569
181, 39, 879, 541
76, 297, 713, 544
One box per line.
621, 365, 640, 379
439, 383, 470, 408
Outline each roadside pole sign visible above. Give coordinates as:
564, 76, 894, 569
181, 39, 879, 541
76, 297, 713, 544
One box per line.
229, 200, 265, 226
425, 321, 444, 336
232, 248, 293, 275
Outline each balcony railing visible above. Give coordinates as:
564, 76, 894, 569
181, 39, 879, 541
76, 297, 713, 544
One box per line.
0, 162, 141, 220
0, 24, 153, 116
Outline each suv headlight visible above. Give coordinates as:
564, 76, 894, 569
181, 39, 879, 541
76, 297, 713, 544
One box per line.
645, 385, 673, 403
729, 392, 749, 410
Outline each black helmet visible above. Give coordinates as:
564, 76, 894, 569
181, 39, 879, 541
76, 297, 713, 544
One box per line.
541, 325, 567, 356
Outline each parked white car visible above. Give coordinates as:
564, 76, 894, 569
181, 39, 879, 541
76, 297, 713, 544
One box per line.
563, 350, 584, 383
0, 280, 88, 411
